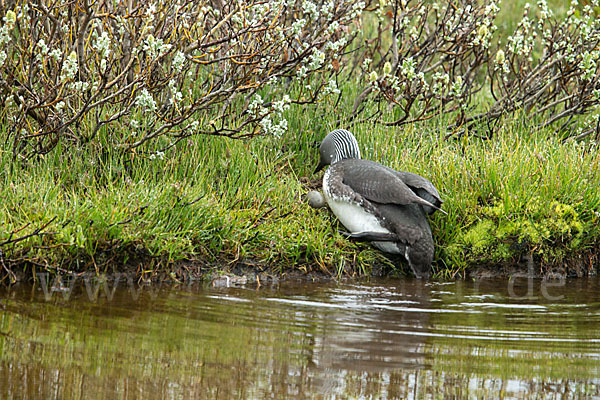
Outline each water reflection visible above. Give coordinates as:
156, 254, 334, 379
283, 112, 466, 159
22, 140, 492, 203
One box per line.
285, 281, 432, 373
0, 277, 599, 399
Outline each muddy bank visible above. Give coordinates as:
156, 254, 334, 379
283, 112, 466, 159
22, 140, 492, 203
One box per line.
2, 246, 598, 288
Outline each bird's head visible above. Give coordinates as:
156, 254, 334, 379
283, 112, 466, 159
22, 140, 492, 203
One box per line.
314, 129, 361, 173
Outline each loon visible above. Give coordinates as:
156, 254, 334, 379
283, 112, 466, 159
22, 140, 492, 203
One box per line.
314, 129, 445, 279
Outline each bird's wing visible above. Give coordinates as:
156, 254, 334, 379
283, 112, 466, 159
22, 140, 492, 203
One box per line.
339, 159, 443, 212
375, 203, 431, 246
395, 170, 442, 206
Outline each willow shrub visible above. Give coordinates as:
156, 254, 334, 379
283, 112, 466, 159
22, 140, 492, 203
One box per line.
0, 0, 365, 157
351, 0, 600, 140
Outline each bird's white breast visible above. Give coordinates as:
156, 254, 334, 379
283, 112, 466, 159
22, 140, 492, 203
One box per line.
323, 169, 400, 254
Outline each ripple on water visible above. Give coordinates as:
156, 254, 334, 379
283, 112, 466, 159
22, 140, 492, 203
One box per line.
0, 278, 599, 399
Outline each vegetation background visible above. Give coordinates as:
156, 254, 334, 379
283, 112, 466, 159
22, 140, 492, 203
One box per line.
1, 0, 599, 282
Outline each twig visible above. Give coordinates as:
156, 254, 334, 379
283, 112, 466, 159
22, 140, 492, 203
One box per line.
0, 217, 57, 248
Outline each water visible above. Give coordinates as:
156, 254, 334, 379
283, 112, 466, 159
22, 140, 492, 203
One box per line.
1, 276, 599, 399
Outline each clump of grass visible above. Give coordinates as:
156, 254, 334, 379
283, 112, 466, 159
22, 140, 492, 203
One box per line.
0, 119, 359, 281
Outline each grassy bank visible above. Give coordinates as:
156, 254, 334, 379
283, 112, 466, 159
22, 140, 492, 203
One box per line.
2, 0, 599, 282
2, 88, 600, 282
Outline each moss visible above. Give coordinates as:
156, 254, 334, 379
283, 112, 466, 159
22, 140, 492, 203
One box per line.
462, 220, 496, 255
446, 194, 590, 271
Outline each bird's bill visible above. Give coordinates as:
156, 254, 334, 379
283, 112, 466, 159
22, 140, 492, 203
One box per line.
314, 160, 326, 174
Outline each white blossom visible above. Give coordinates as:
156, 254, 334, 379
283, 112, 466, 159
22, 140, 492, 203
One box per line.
580, 51, 598, 81
302, 0, 319, 20
537, 0, 552, 20
3, 10, 16, 30
325, 37, 347, 53
400, 57, 416, 80
321, 1, 334, 19
327, 21, 339, 35
37, 39, 49, 57
61, 51, 79, 81
68, 81, 90, 92
452, 76, 463, 97
260, 116, 288, 138
409, 26, 419, 42
350, 1, 366, 19
95, 31, 111, 58
291, 18, 306, 35
150, 151, 164, 160
173, 51, 186, 73
5, 94, 14, 108
147, 4, 157, 22
143, 34, 172, 59
168, 79, 183, 105
362, 58, 372, 70
297, 66, 308, 80
484, 2, 500, 15
272, 95, 291, 113
323, 79, 340, 95
49, 48, 62, 62
136, 88, 156, 112
248, 94, 264, 113
415, 72, 429, 92
432, 72, 450, 94
308, 49, 325, 70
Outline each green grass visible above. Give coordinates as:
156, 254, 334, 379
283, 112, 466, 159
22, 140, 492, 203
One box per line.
2, 86, 600, 281
0, 111, 366, 280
